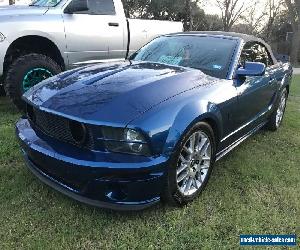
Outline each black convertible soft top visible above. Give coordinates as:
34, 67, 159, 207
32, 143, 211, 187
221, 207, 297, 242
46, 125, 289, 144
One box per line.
171, 31, 263, 43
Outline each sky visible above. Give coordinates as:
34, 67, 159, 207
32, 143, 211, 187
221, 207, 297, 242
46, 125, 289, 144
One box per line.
0, 0, 31, 5
201, 0, 269, 15
201, 0, 220, 15
200, 0, 283, 27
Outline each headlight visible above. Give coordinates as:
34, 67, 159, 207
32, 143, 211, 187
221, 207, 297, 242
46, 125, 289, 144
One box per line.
0, 33, 5, 42
101, 127, 151, 156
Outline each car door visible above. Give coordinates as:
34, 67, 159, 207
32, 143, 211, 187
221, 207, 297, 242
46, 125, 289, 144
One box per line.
63, 0, 126, 67
234, 42, 277, 134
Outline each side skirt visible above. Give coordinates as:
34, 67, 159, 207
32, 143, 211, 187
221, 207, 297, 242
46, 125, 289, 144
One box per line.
215, 121, 267, 161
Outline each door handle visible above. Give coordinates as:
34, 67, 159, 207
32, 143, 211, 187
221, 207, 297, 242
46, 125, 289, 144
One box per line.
108, 22, 119, 27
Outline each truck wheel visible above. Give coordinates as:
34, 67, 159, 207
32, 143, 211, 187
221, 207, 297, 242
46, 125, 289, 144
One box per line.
4, 53, 61, 111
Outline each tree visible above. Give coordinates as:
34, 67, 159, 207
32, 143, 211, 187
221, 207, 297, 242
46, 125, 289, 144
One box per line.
184, 0, 203, 31
203, 14, 224, 31
237, 1, 267, 36
122, 0, 204, 31
263, 0, 284, 41
285, 0, 300, 64
122, 0, 150, 18
215, 0, 249, 31
9, 0, 15, 4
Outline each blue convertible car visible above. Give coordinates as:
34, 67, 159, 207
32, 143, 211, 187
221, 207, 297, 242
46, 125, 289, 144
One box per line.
16, 32, 293, 210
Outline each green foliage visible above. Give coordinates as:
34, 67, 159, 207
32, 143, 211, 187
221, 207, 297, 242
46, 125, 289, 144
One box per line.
122, 0, 223, 31
0, 76, 299, 249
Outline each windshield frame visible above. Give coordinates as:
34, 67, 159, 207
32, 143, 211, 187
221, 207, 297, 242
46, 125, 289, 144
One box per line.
130, 34, 241, 80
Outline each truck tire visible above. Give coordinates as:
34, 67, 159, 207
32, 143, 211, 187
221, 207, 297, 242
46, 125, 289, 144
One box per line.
4, 53, 61, 111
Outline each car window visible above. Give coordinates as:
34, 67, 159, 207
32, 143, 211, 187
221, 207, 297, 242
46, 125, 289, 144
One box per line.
30, 0, 62, 7
71, 0, 116, 15
240, 42, 274, 67
131, 36, 238, 79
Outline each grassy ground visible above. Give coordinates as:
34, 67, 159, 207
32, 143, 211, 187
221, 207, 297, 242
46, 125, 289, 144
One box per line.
0, 77, 299, 249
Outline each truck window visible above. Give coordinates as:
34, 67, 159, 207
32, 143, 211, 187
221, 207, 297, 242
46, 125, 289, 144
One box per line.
71, 0, 116, 15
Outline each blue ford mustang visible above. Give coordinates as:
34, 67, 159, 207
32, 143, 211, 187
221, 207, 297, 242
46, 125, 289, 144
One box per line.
16, 32, 293, 210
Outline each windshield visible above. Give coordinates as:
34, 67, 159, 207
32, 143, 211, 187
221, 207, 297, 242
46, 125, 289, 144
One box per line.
30, 0, 61, 7
131, 36, 238, 79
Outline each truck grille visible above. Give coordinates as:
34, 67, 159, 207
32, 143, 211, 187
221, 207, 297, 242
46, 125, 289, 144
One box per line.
27, 104, 94, 150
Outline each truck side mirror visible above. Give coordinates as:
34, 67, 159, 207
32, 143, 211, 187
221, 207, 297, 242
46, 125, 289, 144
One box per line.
64, 0, 89, 14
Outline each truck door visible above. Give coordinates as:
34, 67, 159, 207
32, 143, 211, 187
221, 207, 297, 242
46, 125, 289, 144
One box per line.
63, 0, 126, 67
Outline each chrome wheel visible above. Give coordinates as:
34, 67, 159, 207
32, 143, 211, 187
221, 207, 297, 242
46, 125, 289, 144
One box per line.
176, 131, 212, 196
275, 91, 287, 128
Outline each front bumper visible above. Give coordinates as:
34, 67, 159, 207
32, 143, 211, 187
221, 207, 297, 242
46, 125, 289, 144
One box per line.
16, 118, 168, 211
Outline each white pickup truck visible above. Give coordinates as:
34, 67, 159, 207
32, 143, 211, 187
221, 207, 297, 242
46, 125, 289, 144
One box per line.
0, 0, 183, 110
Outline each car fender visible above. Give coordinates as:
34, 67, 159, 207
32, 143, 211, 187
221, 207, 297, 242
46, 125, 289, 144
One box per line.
163, 99, 223, 156
127, 90, 225, 157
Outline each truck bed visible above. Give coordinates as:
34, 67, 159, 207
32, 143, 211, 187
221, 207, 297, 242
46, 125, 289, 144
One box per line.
128, 19, 183, 57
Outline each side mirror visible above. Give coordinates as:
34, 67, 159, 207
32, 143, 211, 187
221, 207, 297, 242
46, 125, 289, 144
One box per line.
64, 0, 88, 14
236, 62, 266, 77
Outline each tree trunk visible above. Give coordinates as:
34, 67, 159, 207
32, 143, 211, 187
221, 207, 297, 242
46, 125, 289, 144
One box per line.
290, 24, 300, 65
184, 0, 192, 31
224, 25, 230, 32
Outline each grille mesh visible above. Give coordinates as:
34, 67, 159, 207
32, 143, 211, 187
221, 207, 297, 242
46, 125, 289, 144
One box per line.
28, 105, 94, 150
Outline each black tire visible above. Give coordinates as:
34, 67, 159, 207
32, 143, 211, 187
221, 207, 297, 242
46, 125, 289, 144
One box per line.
4, 53, 61, 111
0, 85, 5, 96
162, 122, 216, 206
0, 75, 6, 96
266, 88, 288, 131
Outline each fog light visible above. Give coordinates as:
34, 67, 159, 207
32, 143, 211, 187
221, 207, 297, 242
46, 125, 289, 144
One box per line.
69, 120, 87, 145
129, 142, 144, 153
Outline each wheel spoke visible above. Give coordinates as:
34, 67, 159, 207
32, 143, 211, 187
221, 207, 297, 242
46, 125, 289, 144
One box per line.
179, 154, 188, 164
177, 163, 188, 175
22, 68, 53, 92
194, 178, 201, 189
200, 140, 210, 156
180, 179, 188, 193
189, 133, 196, 152
183, 146, 193, 155
201, 165, 210, 170
194, 132, 200, 151
202, 156, 211, 161
197, 173, 203, 183
199, 137, 207, 149
185, 178, 192, 193
177, 171, 189, 183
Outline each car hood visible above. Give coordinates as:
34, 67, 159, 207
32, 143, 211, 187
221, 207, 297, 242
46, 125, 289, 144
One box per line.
24, 61, 217, 126
0, 5, 48, 17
